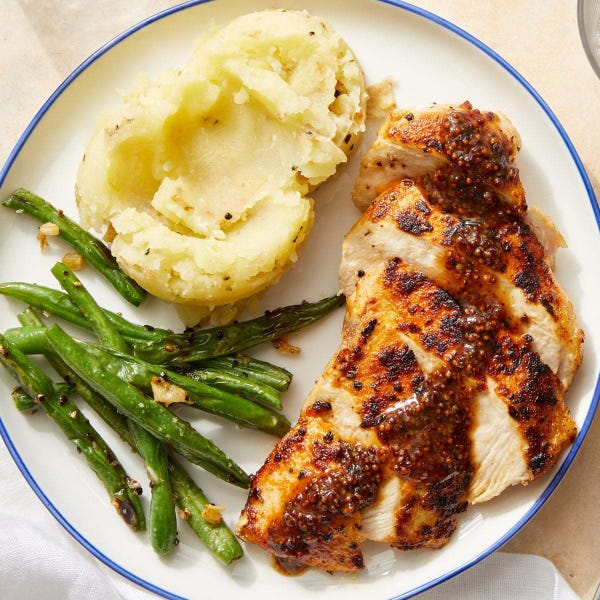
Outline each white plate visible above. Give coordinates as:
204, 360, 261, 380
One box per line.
1, 1, 599, 599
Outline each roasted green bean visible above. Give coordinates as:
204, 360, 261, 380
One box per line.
3, 189, 146, 306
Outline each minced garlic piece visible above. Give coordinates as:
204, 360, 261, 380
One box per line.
202, 504, 224, 525
272, 337, 301, 355
39, 222, 60, 236
37, 233, 48, 253
37, 222, 60, 253
62, 252, 85, 270
151, 376, 192, 407
178, 508, 191, 521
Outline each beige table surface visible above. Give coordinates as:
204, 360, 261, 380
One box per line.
1, 1, 599, 598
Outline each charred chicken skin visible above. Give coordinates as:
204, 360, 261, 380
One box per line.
237, 102, 582, 572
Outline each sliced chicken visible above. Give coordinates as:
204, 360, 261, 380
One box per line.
237, 101, 582, 571
341, 181, 581, 389
525, 206, 566, 269
351, 102, 525, 212
346, 101, 582, 388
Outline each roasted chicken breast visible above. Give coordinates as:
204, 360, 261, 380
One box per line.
237, 102, 582, 572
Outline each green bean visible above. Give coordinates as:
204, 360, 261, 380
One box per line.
11, 387, 37, 411
129, 421, 177, 555
169, 459, 243, 564
132, 294, 346, 364
0, 281, 300, 386
173, 367, 282, 410
12, 380, 72, 411
51, 262, 177, 555
5, 320, 285, 411
0, 333, 145, 530
0, 280, 343, 363
194, 355, 292, 392
13, 309, 134, 444
15, 383, 243, 564
45, 325, 250, 488
4, 325, 290, 438
16, 306, 44, 328
50, 262, 129, 352
89, 346, 290, 437
0, 282, 157, 341
181, 365, 282, 410
3, 189, 146, 306
3, 325, 48, 354
13, 311, 240, 561
51, 265, 285, 418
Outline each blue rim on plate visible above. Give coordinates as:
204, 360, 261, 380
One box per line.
0, 1, 599, 599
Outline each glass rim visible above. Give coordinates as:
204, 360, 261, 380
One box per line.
578, 0, 600, 78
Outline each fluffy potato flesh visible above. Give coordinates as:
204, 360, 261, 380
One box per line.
76, 9, 366, 307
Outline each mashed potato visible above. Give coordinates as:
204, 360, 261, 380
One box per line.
76, 9, 366, 314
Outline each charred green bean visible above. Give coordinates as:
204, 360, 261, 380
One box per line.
3, 189, 146, 306
0, 333, 145, 530
45, 325, 250, 488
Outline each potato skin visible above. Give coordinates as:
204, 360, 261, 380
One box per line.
76, 9, 366, 310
